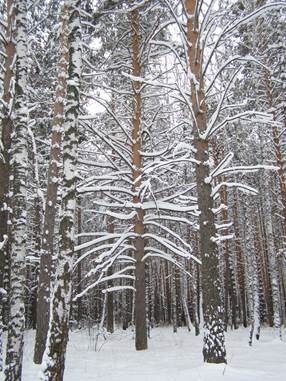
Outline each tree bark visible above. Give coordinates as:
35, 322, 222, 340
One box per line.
185, 0, 226, 363
40, 2, 81, 380
0, 0, 16, 328
4, 1, 28, 379
131, 8, 147, 351
33, 2, 70, 365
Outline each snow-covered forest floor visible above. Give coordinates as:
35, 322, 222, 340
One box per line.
3, 326, 285, 381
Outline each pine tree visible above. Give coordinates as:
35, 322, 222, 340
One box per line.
184, 0, 226, 364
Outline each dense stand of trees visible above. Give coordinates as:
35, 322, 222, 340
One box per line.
0, 0, 285, 380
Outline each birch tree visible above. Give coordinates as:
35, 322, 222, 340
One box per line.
40, 1, 82, 379
34, 3, 70, 365
4, 1, 28, 379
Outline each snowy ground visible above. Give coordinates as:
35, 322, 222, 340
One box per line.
1, 326, 286, 380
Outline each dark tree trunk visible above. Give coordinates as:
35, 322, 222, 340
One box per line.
131, 8, 147, 351
0, 0, 16, 329
186, 0, 226, 364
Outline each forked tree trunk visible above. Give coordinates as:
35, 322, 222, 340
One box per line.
40, 2, 81, 380
4, 1, 28, 380
185, 0, 226, 363
34, 2, 69, 365
131, 8, 147, 351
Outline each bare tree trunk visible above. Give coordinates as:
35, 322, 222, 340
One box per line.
0, 0, 16, 329
107, 217, 114, 334
76, 199, 83, 323
242, 204, 260, 346
232, 191, 247, 327
40, 2, 81, 380
34, 2, 70, 365
186, 0, 226, 363
171, 265, 177, 333
220, 185, 238, 329
4, 1, 28, 379
131, 8, 147, 351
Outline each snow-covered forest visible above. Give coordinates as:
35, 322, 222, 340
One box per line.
0, 0, 286, 380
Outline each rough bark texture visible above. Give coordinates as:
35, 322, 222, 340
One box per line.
186, 0, 226, 364
0, 0, 16, 327
4, 1, 28, 380
131, 8, 147, 351
40, 1, 81, 380
33, 3, 69, 365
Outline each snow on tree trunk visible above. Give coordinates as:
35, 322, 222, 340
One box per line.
131, 8, 147, 351
0, 0, 16, 332
26, 126, 43, 330
0, 288, 7, 372
263, 177, 282, 338
232, 190, 247, 327
106, 217, 114, 334
185, 0, 226, 363
242, 202, 260, 346
40, 1, 82, 380
34, 2, 70, 365
4, 1, 28, 380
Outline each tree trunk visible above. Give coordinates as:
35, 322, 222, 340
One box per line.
0, 0, 16, 329
242, 203, 260, 346
4, 1, 28, 379
186, 0, 226, 363
232, 191, 247, 327
40, 2, 81, 380
76, 200, 83, 323
107, 217, 114, 334
171, 266, 177, 333
34, 2, 69, 365
131, 8, 147, 351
